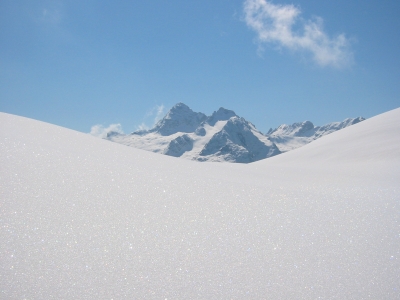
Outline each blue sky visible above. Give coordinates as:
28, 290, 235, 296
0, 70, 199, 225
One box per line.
1, 0, 399, 134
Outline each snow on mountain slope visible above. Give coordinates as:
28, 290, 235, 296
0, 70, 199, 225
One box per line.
198, 116, 280, 163
267, 117, 365, 152
106, 103, 364, 162
141, 102, 207, 136
163, 134, 193, 157
205, 107, 237, 126
260, 109, 400, 171
108, 103, 280, 163
1, 109, 399, 299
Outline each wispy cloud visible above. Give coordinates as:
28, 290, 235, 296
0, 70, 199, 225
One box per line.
136, 104, 166, 130
145, 105, 166, 124
243, 0, 352, 67
41, 8, 62, 24
136, 123, 149, 131
154, 105, 166, 124
90, 124, 124, 138
90, 105, 167, 136
30, 0, 64, 25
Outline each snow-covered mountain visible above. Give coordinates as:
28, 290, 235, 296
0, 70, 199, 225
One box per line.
107, 103, 280, 163
105, 103, 364, 162
1, 108, 399, 299
267, 117, 365, 152
136, 102, 207, 136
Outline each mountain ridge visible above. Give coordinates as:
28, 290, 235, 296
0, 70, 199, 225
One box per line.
104, 103, 365, 163
267, 116, 365, 152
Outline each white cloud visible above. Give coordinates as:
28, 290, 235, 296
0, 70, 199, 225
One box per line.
137, 104, 166, 130
89, 124, 124, 138
145, 105, 166, 124
154, 105, 166, 125
243, 0, 352, 67
91, 105, 167, 135
136, 123, 149, 131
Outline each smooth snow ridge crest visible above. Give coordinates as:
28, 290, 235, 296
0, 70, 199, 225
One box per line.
1, 108, 399, 299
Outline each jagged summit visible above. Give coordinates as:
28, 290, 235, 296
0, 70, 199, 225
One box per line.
171, 102, 190, 110
313, 117, 365, 138
267, 117, 366, 152
199, 116, 280, 163
268, 117, 365, 138
206, 107, 237, 126
135, 102, 207, 136
269, 121, 315, 137
105, 102, 365, 163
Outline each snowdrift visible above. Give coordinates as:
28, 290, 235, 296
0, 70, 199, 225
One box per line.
1, 108, 399, 299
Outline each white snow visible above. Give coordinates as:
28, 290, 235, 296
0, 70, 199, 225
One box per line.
268, 117, 365, 152
106, 104, 364, 163
1, 108, 399, 299
107, 103, 281, 163
181, 120, 229, 159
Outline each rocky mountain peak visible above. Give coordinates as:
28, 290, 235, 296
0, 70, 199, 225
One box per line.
198, 116, 280, 163
167, 102, 192, 114
206, 107, 237, 126
107, 102, 365, 163
269, 120, 315, 137
150, 103, 207, 136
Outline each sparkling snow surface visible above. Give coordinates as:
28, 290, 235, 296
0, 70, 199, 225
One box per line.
1, 109, 400, 299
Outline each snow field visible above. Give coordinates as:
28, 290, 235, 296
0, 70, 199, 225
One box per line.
1, 109, 399, 299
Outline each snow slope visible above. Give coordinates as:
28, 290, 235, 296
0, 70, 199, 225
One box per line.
1, 108, 399, 299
